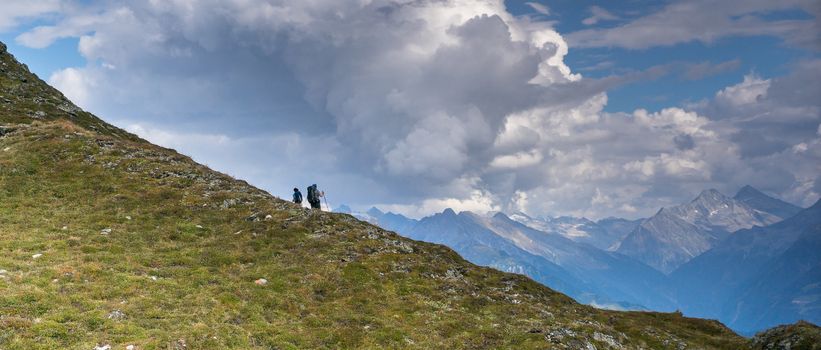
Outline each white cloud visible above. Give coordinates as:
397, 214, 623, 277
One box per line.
48, 67, 95, 108
376, 190, 500, 219
567, 0, 820, 49
490, 150, 543, 169
582, 6, 619, 26
0, 0, 59, 32
525, 2, 550, 16
715, 74, 770, 106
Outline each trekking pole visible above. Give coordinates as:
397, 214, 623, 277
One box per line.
322, 193, 330, 212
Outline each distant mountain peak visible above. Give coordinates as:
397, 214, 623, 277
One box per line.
335, 204, 352, 214
441, 208, 457, 216
736, 184, 760, 195
733, 185, 802, 220
493, 211, 511, 220
694, 188, 727, 202
366, 206, 384, 217
733, 185, 774, 202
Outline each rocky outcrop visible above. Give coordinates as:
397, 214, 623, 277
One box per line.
751, 321, 821, 350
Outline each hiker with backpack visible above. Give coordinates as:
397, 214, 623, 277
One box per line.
292, 187, 302, 205
307, 184, 323, 210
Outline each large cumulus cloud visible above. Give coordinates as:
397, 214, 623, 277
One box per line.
10, 0, 821, 218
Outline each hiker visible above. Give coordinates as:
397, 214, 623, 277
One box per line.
292, 187, 302, 205
307, 184, 322, 210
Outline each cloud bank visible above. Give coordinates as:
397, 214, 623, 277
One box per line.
8, 0, 820, 218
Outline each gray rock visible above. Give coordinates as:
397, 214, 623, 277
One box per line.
593, 332, 624, 349
221, 198, 238, 209
107, 309, 126, 320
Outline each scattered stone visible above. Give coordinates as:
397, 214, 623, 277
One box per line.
93, 344, 111, 350
52, 279, 59, 283
0, 126, 16, 137
96, 139, 115, 149
195, 225, 203, 229
100, 228, 112, 235
2, 147, 9, 152
233, 230, 243, 235
61, 226, 68, 230
107, 310, 126, 320
172, 338, 187, 349
365, 230, 380, 240
221, 198, 238, 209
149, 275, 158, 281
31, 253, 42, 259
444, 268, 465, 280
393, 240, 414, 254
0, 269, 7, 274
254, 278, 268, 286
264, 214, 273, 220
126, 345, 135, 350
594, 332, 622, 349
125, 216, 132, 220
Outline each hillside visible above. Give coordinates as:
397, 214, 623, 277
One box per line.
0, 41, 764, 349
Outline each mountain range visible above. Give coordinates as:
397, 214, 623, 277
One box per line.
673, 198, 821, 335
363, 208, 665, 310
616, 189, 781, 273
357, 185, 818, 335
507, 213, 639, 251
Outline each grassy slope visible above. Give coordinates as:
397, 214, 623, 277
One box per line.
0, 41, 749, 349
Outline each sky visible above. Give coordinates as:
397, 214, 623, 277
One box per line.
1, 0, 820, 219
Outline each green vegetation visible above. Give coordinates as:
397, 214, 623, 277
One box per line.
0, 40, 803, 349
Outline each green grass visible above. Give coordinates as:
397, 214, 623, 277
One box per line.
0, 40, 770, 349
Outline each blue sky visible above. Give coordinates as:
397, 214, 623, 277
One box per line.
0, 34, 80, 77
504, 1, 816, 113
1, 0, 819, 219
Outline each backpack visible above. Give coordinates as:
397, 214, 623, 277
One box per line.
307, 185, 317, 203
